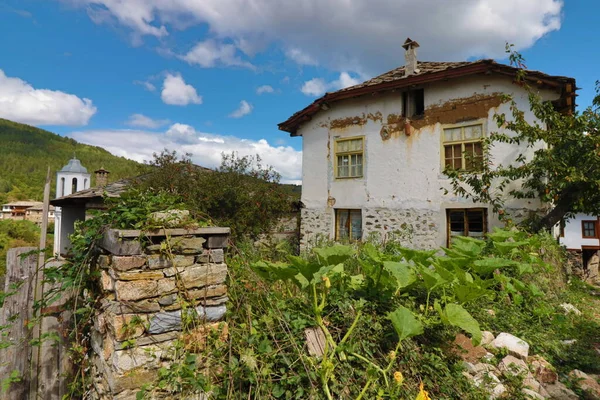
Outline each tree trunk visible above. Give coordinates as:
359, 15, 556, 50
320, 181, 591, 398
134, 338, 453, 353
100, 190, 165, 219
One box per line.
531, 191, 577, 233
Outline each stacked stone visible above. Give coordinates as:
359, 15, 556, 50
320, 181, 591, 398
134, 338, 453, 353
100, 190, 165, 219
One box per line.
89, 227, 229, 400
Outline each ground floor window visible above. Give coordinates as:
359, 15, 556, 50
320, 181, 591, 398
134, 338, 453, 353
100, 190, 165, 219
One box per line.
582, 220, 598, 238
335, 209, 362, 241
446, 208, 487, 246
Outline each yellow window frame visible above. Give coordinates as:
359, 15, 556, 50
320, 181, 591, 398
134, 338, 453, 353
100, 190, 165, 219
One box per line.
335, 209, 362, 241
441, 123, 485, 172
334, 136, 364, 179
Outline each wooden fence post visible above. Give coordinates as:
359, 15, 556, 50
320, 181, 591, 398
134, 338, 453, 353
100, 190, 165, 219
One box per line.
0, 247, 38, 400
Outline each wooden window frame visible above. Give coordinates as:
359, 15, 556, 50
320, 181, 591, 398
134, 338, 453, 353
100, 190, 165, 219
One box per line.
581, 220, 598, 239
335, 209, 362, 241
334, 136, 364, 179
446, 208, 488, 247
441, 122, 485, 172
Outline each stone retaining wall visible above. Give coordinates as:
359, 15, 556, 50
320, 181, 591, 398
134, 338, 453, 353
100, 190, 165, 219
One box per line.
89, 227, 230, 400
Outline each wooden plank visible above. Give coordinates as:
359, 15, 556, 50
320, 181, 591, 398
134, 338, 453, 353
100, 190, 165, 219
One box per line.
304, 327, 326, 357
0, 247, 38, 400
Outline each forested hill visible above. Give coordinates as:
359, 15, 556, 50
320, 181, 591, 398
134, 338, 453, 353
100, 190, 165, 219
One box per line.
0, 119, 141, 202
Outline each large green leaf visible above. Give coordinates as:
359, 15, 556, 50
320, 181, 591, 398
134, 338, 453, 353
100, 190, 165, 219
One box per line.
388, 305, 424, 341
420, 266, 446, 290
454, 284, 491, 303
383, 261, 416, 289
472, 258, 517, 276
251, 261, 298, 282
445, 304, 482, 345
288, 255, 320, 281
397, 248, 436, 265
313, 244, 354, 265
312, 263, 345, 284
445, 237, 484, 258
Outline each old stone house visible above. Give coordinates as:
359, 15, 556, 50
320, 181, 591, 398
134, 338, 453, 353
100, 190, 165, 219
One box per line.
559, 214, 600, 284
279, 39, 575, 249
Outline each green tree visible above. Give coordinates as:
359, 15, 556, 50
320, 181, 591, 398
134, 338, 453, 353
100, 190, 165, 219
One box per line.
446, 46, 600, 232
138, 150, 294, 242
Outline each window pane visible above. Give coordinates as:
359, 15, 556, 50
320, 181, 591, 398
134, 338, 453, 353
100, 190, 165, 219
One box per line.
338, 155, 349, 177
464, 125, 483, 139
467, 210, 484, 237
349, 139, 363, 151
337, 140, 349, 152
583, 221, 596, 237
444, 127, 462, 142
449, 210, 465, 236
337, 210, 349, 239
350, 210, 362, 240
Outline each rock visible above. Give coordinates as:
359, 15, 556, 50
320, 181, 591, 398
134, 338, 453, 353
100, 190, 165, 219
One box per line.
481, 352, 495, 362
150, 210, 190, 228
569, 369, 600, 399
196, 249, 225, 264
498, 355, 528, 377
523, 375, 541, 393
487, 309, 496, 317
481, 331, 495, 346
148, 305, 226, 334
453, 333, 488, 363
472, 363, 499, 375
472, 371, 506, 399
147, 255, 195, 270
178, 263, 227, 290
491, 332, 530, 359
98, 255, 111, 268
111, 345, 161, 373
528, 355, 558, 384
171, 236, 207, 254
106, 314, 149, 341
101, 270, 114, 292
538, 385, 550, 399
522, 388, 544, 399
115, 271, 164, 281
559, 303, 582, 316
112, 256, 147, 272
115, 280, 159, 301
543, 381, 579, 400
462, 361, 477, 375
102, 299, 161, 314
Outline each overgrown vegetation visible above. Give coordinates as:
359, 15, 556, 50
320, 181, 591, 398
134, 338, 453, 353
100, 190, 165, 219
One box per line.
137, 150, 297, 243
0, 118, 140, 202
0, 220, 44, 284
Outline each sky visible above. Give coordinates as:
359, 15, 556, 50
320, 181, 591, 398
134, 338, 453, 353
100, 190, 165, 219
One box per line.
0, 0, 598, 184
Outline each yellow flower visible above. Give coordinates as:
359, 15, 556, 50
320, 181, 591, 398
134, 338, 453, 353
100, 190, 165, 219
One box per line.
393, 371, 403, 385
322, 276, 331, 289
415, 382, 431, 400
389, 350, 397, 360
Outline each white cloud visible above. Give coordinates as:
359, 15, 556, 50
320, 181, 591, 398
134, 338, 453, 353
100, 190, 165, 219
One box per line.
229, 100, 253, 118
133, 80, 156, 91
126, 113, 170, 129
68, 123, 302, 183
256, 85, 274, 95
301, 72, 360, 96
161, 73, 202, 106
69, 0, 563, 74
0, 69, 96, 126
181, 39, 255, 69
285, 48, 318, 66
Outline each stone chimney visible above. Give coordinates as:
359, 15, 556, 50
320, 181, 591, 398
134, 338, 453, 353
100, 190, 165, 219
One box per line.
402, 38, 420, 76
94, 167, 110, 187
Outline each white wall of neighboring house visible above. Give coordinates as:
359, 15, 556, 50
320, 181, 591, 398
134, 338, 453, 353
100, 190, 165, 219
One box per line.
298, 74, 561, 249
560, 214, 600, 251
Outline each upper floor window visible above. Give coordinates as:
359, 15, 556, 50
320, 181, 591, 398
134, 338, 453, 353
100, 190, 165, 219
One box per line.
402, 89, 425, 118
582, 220, 597, 238
443, 123, 484, 171
335, 137, 364, 178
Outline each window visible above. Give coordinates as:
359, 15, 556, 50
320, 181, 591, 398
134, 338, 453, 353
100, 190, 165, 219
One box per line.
72, 177, 78, 194
443, 124, 484, 171
446, 208, 487, 246
402, 89, 425, 118
335, 137, 364, 178
582, 220, 597, 238
335, 209, 362, 241
60, 177, 65, 197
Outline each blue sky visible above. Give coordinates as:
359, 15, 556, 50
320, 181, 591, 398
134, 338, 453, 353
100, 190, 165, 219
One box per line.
0, 0, 597, 183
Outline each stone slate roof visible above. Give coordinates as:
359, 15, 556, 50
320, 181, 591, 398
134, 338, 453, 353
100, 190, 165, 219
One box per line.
59, 158, 89, 174
50, 177, 132, 207
278, 59, 576, 135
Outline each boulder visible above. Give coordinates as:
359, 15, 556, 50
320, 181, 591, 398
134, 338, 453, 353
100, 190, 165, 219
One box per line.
569, 370, 600, 399
522, 388, 544, 399
543, 381, 578, 400
559, 303, 582, 316
472, 371, 506, 399
150, 210, 190, 228
481, 331, 495, 346
491, 332, 530, 359
498, 355, 528, 377
528, 355, 558, 384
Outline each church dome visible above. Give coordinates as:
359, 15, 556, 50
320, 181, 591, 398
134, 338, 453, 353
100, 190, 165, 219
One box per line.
59, 158, 88, 174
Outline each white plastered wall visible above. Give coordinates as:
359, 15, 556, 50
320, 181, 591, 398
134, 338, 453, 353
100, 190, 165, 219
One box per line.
560, 214, 600, 251
297, 74, 561, 248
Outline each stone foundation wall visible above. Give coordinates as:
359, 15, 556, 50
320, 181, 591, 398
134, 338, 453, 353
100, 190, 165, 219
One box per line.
89, 227, 229, 400
300, 208, 333, 248
362, 208, 441, 250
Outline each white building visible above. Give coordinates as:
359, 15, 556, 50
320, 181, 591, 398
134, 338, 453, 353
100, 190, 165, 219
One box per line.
53, 158, 91, 255
279, 39, 575, 249
559, 214, 600, 267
